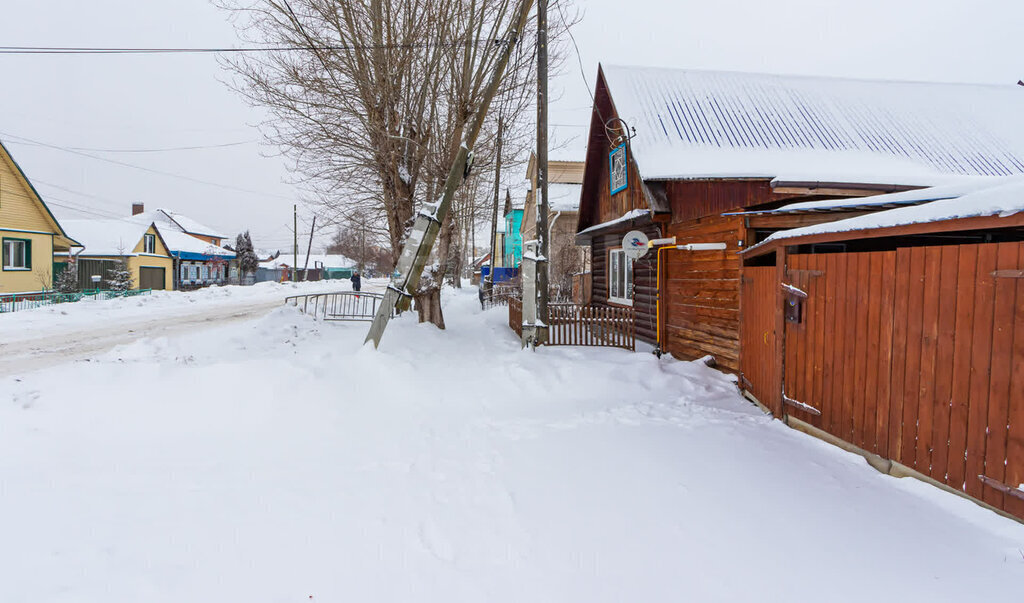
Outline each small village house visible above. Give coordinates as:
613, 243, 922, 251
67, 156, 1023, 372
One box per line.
258, 253, 356, 283
59, 219, 174, 290
0, 140, 80, 294
131, 205, 235, 289
575, 65, 1024, 370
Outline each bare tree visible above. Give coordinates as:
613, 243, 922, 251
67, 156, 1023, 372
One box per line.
217, 0, 575, 326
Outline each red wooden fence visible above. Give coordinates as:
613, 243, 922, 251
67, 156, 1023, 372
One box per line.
743, 241, 1024, 521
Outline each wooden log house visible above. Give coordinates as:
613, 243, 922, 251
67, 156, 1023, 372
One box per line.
575, 65, 1024, 371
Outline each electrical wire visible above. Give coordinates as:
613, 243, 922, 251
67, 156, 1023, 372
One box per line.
0, 131, 295, 201
0, 42, 481, 55
66, 140, 256, 153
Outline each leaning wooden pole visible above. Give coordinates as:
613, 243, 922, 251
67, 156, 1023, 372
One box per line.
365, 0, 536, 348
485, 113, 505, 292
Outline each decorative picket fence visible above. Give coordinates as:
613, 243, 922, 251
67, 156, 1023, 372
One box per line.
0, 289, 152, 313
507, 297, 635, 351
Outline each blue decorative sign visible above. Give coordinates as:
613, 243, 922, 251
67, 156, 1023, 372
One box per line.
609, 143, 627, 195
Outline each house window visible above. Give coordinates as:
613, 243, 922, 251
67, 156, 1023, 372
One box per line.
143, 233, 156, 254
201, 265, 209, 280
2, 238, 31, 270
608, 247, 633, 306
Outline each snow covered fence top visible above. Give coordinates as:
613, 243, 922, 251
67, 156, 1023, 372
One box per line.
601, 65, 1024, 187
745, 175, 1024, 254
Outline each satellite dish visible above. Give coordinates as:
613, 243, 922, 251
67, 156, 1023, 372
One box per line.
622, 230, 649, 260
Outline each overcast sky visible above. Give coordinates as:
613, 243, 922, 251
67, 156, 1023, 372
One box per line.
1, 0, 1021, 253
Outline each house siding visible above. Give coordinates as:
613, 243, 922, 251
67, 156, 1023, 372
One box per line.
0, 230, 54, 293
590, 222, 662, 344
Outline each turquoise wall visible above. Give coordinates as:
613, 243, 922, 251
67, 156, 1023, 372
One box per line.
503, 209, 523, 268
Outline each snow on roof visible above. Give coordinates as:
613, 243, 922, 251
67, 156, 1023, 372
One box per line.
751, 177, 997, 215
602, 65, 1024, 187
132, 209, 227, 239
260, 253, 356, 270
577, 208, 649, 236
159, 210, 227, 239
159, 229, 235, 257
549, 182, 583, 212
753, 175, 1024, 248
62, 219, 162, 257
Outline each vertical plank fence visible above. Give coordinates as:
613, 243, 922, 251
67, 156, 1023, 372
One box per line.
506, 298, 634, 350
743, 241, 1024, 521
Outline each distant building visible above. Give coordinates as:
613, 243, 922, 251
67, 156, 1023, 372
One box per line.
130, 205, 234, 289
520, 128, 587, 298
258, 253, 356, 282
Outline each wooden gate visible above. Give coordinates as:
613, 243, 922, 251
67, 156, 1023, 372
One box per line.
740, 266, 778, 413
778, 243, 1024, 520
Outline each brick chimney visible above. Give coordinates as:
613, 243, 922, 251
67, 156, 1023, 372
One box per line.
132, 202, 144, 216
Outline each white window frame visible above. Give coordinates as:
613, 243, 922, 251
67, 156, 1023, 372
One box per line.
143, 233, 156, 254
2, 239, 29, 270
608, 247, 634, 306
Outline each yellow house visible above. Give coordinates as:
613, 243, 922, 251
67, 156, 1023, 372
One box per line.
60, 219, 174, 290
0, 140, 80, 294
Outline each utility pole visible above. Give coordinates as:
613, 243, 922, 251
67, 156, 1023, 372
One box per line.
302, 215, 316, 281
523, 0, 550, 347
485, 113, 505, 293
293, 204, 299, 282
365, 0, 535, 348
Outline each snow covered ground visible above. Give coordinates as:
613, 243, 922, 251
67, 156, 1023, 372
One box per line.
0, 280, 374, 376
2, 285, 1023, 602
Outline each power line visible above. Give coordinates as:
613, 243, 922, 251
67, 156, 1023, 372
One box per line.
0, 131, 295, 201
66, 140, 256, 153
0, 42, 483, 55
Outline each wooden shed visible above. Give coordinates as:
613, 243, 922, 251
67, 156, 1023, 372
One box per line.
575, 65, 1024, 370
740, 177, 1024, 521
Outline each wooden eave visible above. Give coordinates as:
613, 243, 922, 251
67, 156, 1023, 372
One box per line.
742, 212, 1024, 259
575, 66, 668, 235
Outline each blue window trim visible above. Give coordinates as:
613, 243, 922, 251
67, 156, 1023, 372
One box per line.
609, 144, 628, 195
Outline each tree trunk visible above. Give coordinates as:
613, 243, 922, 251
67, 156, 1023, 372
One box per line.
414, 286, 445, 329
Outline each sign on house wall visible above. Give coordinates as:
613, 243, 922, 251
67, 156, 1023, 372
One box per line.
609, 144, 628, 195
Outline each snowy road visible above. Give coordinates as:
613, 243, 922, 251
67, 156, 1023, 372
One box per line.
2, 285, 1023, 602
0, 300, 281, 377
0, 280, 386, 377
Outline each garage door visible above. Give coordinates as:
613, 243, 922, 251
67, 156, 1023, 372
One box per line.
139, 267, 166, 290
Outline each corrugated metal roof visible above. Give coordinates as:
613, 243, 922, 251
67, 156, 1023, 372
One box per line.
602, 66, 1024, 186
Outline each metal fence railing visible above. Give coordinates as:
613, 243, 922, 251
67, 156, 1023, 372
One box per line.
481, 282, 522, 309
285, 291, 392, 322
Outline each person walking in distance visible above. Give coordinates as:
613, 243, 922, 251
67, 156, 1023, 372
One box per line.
350, 271, 361, 292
